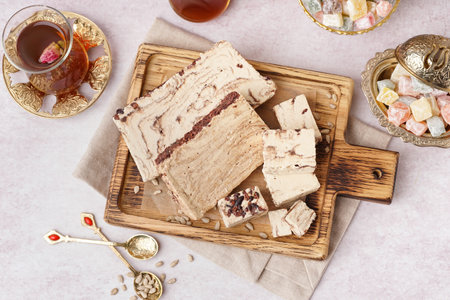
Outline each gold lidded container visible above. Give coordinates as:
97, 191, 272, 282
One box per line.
362, 34, 450, 148
298, 0, 401, 35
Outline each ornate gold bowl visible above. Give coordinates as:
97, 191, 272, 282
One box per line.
2, 11, 111, 118
362, 34, 450, 148
298, 0, 400, 35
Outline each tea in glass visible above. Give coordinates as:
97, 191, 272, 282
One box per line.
2, 5, 89, 95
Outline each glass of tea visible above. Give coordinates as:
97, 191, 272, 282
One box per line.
169, 0, 230, 22
2, 5, 89, 95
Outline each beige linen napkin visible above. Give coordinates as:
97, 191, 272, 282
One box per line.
74, 18, 392, 300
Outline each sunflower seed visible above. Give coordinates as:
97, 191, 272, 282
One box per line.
166, 216, 173, 222
151, 178, 159, 186
127, 272, 134, 278
325, 135, 331, 144
153, 189, 162, 195
139, 291, 148, 299
327, 121, 334, 129
117, 275, 124, 283
187, 254, 194, 262
137, 285, 146, 291
110, 288, 119, 295
329, 103, 337, 109
313, 112, 321, 120
326, 91, 332, 99
320, 128, 330, 134
175, 216, 183, 223
325, 146, 330, 153
133, 185, 140, 194
142, 278, 148, 286
186, 221, 192, 226
182, 215, 190, 222
135, 274, 143, 284
214, 221, 220, 230
149, 288, 157, 294
201, 217, 210, 223
245, 222, 254, 231
259, 232, 268, 239
121, 284, 127, 291
179, 218, 187, 225
332, 94, 338, 102
167, 278, 177, 284
130, 296, 138, 300
155, 261, 164, 267
170, 259, 179, 267
160, 273, 166, 282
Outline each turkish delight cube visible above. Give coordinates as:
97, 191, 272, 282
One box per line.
427, 95, 440, 116
390, 64, 410, 84
405, 117, 428, 136
441, 104, 450, 125
377, 79, 395, 92
305, 0, 322, 15
354, 12, 375, 30
340, 16, 354, 31
347, 0, 368, 20
426, 116, 446, 137
410, 97, 433, 122
437, 95, 450, 109
411, 76, 433, 94
398, 76, 420, 97
377, 87, 399, 105
387, 101, 410, 126
323, 13, 344, 27
398, 96, 417, 107
376, 0, 393, 18
322, 0, 342, 14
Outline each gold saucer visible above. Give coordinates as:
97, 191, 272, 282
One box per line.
2, 11, 112, 118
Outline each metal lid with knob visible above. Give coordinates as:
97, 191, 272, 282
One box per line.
395, 34, 450, 92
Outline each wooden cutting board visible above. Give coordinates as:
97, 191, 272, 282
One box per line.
105, 44, 399, 260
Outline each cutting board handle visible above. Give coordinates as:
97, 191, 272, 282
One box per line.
327, 141, 399, 204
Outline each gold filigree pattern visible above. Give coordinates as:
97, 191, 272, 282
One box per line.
73, 18, 104, 51
2, 12, 111, 118
395, 34, 450, 92
53, 90, 88, 116
361, 48, 450, 148
3, 58, 19, 73
10, 83, 45, 112
88, 56, 110, 90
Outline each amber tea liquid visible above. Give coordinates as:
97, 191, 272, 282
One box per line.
16, 20, 89, 95
170, 0, 230, 22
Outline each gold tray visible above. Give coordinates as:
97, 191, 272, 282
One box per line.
2, 11, 112, 118
361, 48, 450, 148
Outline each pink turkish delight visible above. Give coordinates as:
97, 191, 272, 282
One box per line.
437, 95, 450, 109
397, 76, 420, 97
376, 0, 393, 18
441, 104, 450, 126
315, 11, 324, 23
405, 117, 428, 136
387, 101, 410, 126
354, 12, 375, 30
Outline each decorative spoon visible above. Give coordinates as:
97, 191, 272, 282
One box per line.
79, 213, 162, 299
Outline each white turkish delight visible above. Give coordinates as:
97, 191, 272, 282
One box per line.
426, 116, 446, 137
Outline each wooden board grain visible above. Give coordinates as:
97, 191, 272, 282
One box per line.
105, 44, 399, 260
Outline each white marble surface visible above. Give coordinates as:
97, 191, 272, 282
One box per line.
1, 1, 449, 299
